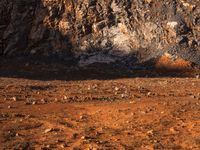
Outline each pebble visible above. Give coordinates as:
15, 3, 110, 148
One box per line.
45, 128, 60, 133
44, 128, 53, 133
147, 92, 151, 96
80, 115, 86, 119
63, 95, 68, 100
41, 99, 46, 104
12, 97, 17, 101
169, 127, 179, 134
191, 95, 196, 99
93, 84, 98, 89
60, 143, 67, 148
147, 130, 154, 135
87, 86, 91, 90
115, 87, 119, 91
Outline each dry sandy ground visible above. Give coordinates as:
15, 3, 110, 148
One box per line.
0, 58, 200, 150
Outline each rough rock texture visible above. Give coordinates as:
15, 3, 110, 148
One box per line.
0, 0, 200, 66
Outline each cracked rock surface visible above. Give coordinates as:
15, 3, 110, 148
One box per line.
0, 0, 200, 66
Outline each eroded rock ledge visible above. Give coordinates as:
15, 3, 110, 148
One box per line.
0, 0, 200, 66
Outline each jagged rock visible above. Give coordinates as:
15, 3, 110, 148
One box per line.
0, 0, 200, 66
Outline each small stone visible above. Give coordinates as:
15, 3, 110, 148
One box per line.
12, 97, 17, 101
80, 115, 86, 119
44, 128, 60, 133
8, 105, 11, 109
115, 87, 119, 91
63, 96, 68, 100
121, 94, 126, 98
25, 115, 31, 119
56, 139, 64, 143
147, 92, 151, 96
32, 101, 36, 105
191, 95, 196, 99
44, 128, 53, 133
169, 127, 176, 133
81, 136, 85, 140
41, 99, 46, 104
93, 84, 98, 89
147, 130, 154, 135
60, 143, 67, 148
196, 74, 200, 79
141, 111, 146, 114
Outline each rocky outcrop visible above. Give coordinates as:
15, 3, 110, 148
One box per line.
0, 0, 200, 66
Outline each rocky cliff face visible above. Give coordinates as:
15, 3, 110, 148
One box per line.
0, 0, 200, 66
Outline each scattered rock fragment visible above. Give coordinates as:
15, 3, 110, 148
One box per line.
115, 87, 119, 91
12, 97, 17, 101
63, 95, 68, 100
44, 128, 60, 133
60, 143, 68, 148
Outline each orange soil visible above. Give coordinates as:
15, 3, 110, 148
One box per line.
0, 58, 200, 149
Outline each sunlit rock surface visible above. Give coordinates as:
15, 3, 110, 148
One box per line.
0, 0, 200, 66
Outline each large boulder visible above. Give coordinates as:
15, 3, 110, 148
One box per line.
0, 0, 200, 66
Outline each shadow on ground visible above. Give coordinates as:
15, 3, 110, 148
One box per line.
0, 56, 199, 81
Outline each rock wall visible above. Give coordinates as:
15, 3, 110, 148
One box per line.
0, 0, 200, 66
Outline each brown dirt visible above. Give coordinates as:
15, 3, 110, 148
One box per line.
0, 58, 200, 150
156, 55, 193, 71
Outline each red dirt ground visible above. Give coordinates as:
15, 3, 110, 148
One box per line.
0, 58, 200, 150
